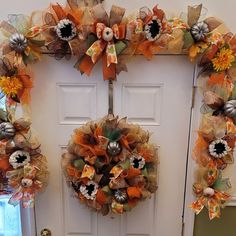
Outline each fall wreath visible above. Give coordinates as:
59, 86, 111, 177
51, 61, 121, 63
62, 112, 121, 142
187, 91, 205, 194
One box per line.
62, 116, 158, 215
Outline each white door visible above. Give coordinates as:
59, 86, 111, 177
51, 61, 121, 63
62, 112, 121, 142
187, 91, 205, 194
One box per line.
0, 1, 194, 236
31, 54, 194, 236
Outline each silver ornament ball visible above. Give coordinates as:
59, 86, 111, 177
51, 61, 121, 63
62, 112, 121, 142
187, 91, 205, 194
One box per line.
107, 141, 122, 156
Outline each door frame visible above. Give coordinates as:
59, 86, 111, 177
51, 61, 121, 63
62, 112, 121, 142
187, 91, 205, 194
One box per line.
20, 57, 200, 236
20, 207, 36, 236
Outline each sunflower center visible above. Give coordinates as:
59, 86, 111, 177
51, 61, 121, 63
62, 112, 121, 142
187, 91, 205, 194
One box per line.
56, 19, 77, 41
214, 143, 226, 154
86, 183, 95, 196
133, 158, 142, 168
148, 20, 161, 39
60, 23, 73, 38
16, 154, 28, 163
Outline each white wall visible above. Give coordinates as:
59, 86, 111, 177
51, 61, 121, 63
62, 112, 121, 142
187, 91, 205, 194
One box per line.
0, 0, 235, 32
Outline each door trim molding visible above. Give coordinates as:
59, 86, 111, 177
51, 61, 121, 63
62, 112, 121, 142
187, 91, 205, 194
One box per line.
20, 207, 36, 236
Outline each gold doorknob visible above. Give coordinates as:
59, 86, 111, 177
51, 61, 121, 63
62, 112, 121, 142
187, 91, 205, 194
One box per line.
40, 228, 52, 236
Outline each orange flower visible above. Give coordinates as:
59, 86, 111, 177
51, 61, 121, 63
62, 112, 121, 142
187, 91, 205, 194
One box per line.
212, 48, 235, 72
0, 76, 22, 97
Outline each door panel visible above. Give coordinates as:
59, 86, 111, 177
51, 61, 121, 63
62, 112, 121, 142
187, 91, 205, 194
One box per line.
30, 55, 194, 236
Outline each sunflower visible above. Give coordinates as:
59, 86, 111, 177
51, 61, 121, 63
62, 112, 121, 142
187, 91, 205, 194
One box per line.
212, 48, 235, 72
0, 76, 23, 97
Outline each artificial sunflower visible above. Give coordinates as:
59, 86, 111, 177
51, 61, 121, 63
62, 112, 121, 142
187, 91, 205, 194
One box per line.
43, 1, 90, 60
0, 76, 22, 98
193, 115, 236, 170
0, 57, 33, 104
0, 14, 45, 66
78, 4, 128, 80
129, 5, 171, 59
211, 47, 235, 72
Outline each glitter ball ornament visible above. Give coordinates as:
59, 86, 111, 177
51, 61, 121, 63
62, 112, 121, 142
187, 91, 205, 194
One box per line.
0, 122, 16, 139
190, 21, 209, 41
144, 17, 162, 41
224, 100, 236, 117
56, 19, 77, 41
208, 139, 231, 159
9, 33, 28, 53
107, 141, 122, 156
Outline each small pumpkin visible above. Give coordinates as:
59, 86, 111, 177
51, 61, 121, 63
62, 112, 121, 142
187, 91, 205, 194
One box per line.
0, 122, 16, 140
114, 189, 128, 203
190, 21, 209, 42
203, 187, 215, 197
9, 33, 28, 53
224, 100, 236, 117
102, 27, 114, 42
21, 178, 33, 188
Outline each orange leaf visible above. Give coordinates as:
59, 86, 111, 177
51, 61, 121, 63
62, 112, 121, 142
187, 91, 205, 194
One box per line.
207, 72, 225, 86
153, 5, 165, 21
51, 3, 67, 21
96, 189, 109, 205
127, 187, 142, 199
137, 41, 153, 60
126, 167, 141, 179
0, 155, 10, 171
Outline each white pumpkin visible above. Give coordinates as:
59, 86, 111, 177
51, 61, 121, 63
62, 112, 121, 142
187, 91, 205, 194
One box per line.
102, 27, 114, 42
21, 178, 33, 188
203, 187, 215, 197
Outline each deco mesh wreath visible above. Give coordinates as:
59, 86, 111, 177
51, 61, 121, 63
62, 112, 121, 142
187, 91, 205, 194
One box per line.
62, 116, 158, 215
0, 0, 236, 219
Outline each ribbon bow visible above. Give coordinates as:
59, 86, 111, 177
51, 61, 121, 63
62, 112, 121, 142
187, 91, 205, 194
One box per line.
79, 4, 126, 80
190, 160, 231, 219
8, 164, 43, 208
191, 190, 230, 220
86, 23, 124, 67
